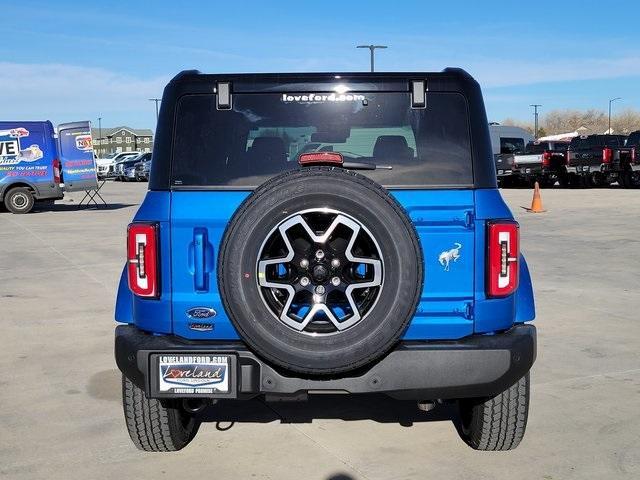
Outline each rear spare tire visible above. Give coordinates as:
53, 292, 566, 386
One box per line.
218, 167, 423, 375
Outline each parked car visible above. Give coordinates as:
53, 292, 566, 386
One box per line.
114, 153, 144, 180
566, 134, 632, 187
123, 165, 138, 181
489, 124, 534, 186
125, 154, 152, 182
513, 140, 570, 187
621, 130, 640, 188
98, 151, 140, 179
0, 121, 64, 213
96, 155, 115, 179
115, 69, 536, 452
133, 153, 152, 181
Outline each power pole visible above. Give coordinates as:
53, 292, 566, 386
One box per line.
97, 117, 102, 155
149, 98, 161, 122
608, 97, 621, 133
356, 45, 388, 72
530, 104, 542, 138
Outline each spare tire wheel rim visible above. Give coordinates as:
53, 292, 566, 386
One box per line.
256, 208, 384, 336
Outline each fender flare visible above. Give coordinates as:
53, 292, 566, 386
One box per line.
515, 254, 535, 322
115, 265, 133, 323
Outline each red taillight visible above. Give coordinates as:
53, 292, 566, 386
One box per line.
127, 223, 159, 298
298, 152, 343, 166
632, 147, 636, 164
602, 147, 613, 163
542, 151, 552, 167
487, 221, 519, 298
53, 158, 61, 184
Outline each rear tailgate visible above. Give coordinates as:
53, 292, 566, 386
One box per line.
169, 189, 477, 340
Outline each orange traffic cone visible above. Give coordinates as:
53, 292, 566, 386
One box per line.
522, 181, 546, 213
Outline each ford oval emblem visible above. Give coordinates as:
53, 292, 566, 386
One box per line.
186, 307, 217, 319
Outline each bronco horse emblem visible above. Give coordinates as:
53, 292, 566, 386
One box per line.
438, 243, 462, 271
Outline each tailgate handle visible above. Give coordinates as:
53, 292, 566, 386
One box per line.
194, 229, 207, 292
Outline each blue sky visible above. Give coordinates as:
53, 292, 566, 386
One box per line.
1, 0, 639, 129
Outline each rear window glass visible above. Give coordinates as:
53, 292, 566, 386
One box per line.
171, 92, 473, 188
524, 142, 546, 154
500, 137, 525, 154
627, 132, 640, 146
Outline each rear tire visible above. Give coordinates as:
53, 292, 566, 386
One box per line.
556, 169, 569, 188
122, 376, 200, 452
568, 174, 588, 188
4, 187, 35, 214
620, 170, 640, 188
457, 373, 530, 451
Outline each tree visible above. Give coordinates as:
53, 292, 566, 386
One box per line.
502, 108, 640, 136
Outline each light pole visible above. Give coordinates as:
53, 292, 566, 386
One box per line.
149, 98, 161, 122
530, 104, 542, 138
356, 45, 388, 72
608, 97, 621, 133
98, 117, 102, 156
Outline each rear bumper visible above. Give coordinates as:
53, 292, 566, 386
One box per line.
115, 323, 536, 400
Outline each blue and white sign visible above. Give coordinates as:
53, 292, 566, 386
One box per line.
58, 121, 98, 192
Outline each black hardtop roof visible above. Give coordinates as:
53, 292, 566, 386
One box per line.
149, 67, 497, 190
168, 68, 478, 93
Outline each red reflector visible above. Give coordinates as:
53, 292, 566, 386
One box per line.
632, 147, 636, 164
127, 223, 159, 298
298, 152, 344, 166
53, 158, 61, 184
602, 147, 613, 163
487, 221, 519, 298
542, 151, 551, 167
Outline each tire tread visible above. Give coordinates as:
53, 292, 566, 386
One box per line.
122, 376, 198, 452
459, 373, 529, 451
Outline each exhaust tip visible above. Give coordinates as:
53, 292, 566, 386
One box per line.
182, 398, 209, 414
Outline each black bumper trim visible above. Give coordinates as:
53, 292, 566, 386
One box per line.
115, 324, 536, 400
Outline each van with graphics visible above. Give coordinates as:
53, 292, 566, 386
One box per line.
0, 121, 63, 213
0, 120, 97, 213
115, 69, 537, 452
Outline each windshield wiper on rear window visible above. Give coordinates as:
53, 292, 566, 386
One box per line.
343, 161, 393, 171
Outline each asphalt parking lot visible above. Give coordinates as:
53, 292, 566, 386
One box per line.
1, 182, 639, 480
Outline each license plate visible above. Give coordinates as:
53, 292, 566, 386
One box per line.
525, 168, 531, 173
498, 169, 504, 174
157, 354, 230, 394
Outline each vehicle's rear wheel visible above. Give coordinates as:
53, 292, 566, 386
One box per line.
4, 187, 35, 214
590, 172, 609, 187
218, 167, 423, 375
122, 376, 200, 452
620, 170, 640, 188
568, 174, 588, 188
556, 168, 569, 188
539, 176, 555, 188
456, 373, 530, 451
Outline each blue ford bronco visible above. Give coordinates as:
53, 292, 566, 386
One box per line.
115, 69, 536, 452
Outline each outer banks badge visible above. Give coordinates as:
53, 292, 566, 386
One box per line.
158, 355, 229, 394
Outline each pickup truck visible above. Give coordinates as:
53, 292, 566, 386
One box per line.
566, 134, 632, 187
115, 69, 536, 452
513, 140, 570, 187
620, 130, 640, 188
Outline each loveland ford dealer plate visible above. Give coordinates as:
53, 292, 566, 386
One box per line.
158, 355, 230, 394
